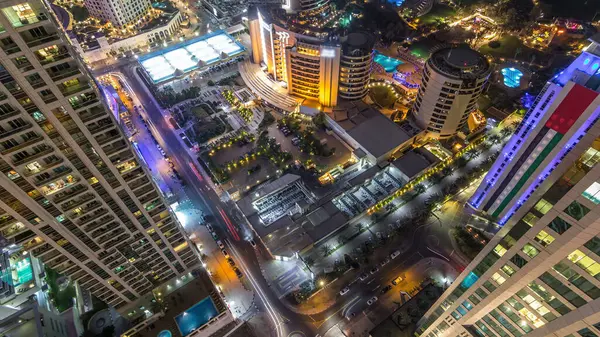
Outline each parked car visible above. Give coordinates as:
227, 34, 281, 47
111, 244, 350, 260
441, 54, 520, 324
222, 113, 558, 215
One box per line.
340, 287, 350, 296
359, 273, 369, 281
221, 249, 229, 258
381, 285, 392, 294
227, 259, 236, 267
370, 267, 379, 275
367, 296, 378, 305
380, 257, 390, 267
216, 240, 224, 249
390, 250, 401, 259
392, 276, 404, 285
249, 239, 257, 248
206, 224, 214, 232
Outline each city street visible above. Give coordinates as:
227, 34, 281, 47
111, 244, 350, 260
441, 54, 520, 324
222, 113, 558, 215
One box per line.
93, 61, 504, 336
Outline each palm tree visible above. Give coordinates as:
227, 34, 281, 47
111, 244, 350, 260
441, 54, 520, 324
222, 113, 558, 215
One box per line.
487, 134, 501, 145
303, 256, 315, 269
354, 223, 364, 234
414, 183, 426, 194
337, 235, 348, 247
442, 166, 453, 176
465, 148, 480, 160
320, 245, 331, 257
510, 120, 521, 129
500, 127, 514, 139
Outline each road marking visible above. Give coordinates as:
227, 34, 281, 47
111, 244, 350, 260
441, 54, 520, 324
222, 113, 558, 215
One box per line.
227, 239, 283, 337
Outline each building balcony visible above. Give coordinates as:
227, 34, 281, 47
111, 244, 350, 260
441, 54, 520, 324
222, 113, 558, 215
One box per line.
71, 97, 100, 111
60, 83, 92, 97
52, 184, 87, 204
2, 44, 20, 55
0, 122, 32, 141
60, 193, 95, 212
50, 68, 80, 82
1, 134, 43, 155
37, 49, 70, 66
34, 166, 72, 186
24, 32, 59, 48
80, 107, 106, 123
13, 146, 53, 166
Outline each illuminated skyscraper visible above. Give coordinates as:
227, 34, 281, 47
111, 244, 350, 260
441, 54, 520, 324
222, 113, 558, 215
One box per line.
0, 0, 197, 312
416, 35, 600, 337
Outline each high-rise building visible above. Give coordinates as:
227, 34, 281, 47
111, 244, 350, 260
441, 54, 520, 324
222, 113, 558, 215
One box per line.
248, 6, 374, 108
411, 46, 491, 139
470, 37, 600, 225
0, 0, 197, 312
416, 36, 600, 337
84, 0, 152, 28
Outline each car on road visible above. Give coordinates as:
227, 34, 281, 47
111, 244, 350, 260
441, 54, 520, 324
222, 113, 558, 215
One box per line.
370, 267, 379, 275
367, 296, 378, 305
216, 240, 224, 249
339, 287, 350, 296
206, 224, 214, 232
221, 249, 229, 258
249, 239, 257, 248
380, 257, 390, 267
390, 250, 401, 259
227, 259, 235, 267
345, 312, 356, 320
359, 273, 369, 281
392, 276, 404, 285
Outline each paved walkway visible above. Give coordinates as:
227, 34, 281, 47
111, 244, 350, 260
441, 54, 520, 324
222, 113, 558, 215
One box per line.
238, 60, 301, 112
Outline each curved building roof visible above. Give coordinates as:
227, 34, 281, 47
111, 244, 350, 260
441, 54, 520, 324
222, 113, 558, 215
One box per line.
428, 46, 491, 80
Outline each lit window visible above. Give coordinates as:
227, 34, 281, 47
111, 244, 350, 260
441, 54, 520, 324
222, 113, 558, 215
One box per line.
534, 230, 555, 247
522, 243, 540, 258
522, 212, 539, 227
492, 272, 506, 285
502, 264, 516, 276
494, 244, 507, 256
582, 182, 600, 204
534, 199, 553, 214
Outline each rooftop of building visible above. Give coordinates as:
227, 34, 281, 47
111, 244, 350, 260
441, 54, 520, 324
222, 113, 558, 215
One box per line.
552, 37, 600, 90
331, 102, 422, 159
391, 147, 439, 180
428, 45, 491, 80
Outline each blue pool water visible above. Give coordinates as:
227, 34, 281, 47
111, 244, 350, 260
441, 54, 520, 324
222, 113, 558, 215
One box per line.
501, 67, 523, 88
373, 52, 403, 73
175, 297, 218, 335
157, 330, 172, 337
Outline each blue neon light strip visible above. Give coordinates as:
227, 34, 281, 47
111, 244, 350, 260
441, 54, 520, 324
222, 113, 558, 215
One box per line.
498, 105, 600, 224
471, 88, 556, 208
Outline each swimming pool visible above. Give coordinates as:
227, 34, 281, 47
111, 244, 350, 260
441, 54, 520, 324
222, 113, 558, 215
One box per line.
373, 52, 403, 73
501, 67, 523, 88
175, 297, 218, 336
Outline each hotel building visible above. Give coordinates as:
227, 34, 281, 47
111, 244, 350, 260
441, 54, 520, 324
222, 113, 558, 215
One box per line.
412, 46, 491, 139
416, 36, 600, 337
248, 6, 374, 108
0, 0, 197, 312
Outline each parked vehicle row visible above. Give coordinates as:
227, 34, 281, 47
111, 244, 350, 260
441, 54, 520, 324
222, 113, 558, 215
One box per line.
205, 223, 243, 279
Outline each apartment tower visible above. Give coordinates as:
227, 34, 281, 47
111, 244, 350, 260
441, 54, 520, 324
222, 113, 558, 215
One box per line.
416, 35, 600, 337
0, 0, 197, 312
411, 46, 490, 139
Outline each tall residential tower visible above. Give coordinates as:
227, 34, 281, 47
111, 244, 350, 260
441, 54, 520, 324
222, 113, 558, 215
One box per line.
416, 35, 600, 337
0, 0, 197, 311
411, 46, 491, 139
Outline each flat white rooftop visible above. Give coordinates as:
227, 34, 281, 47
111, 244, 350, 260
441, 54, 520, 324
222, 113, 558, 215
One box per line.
139, 30, 245, 83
